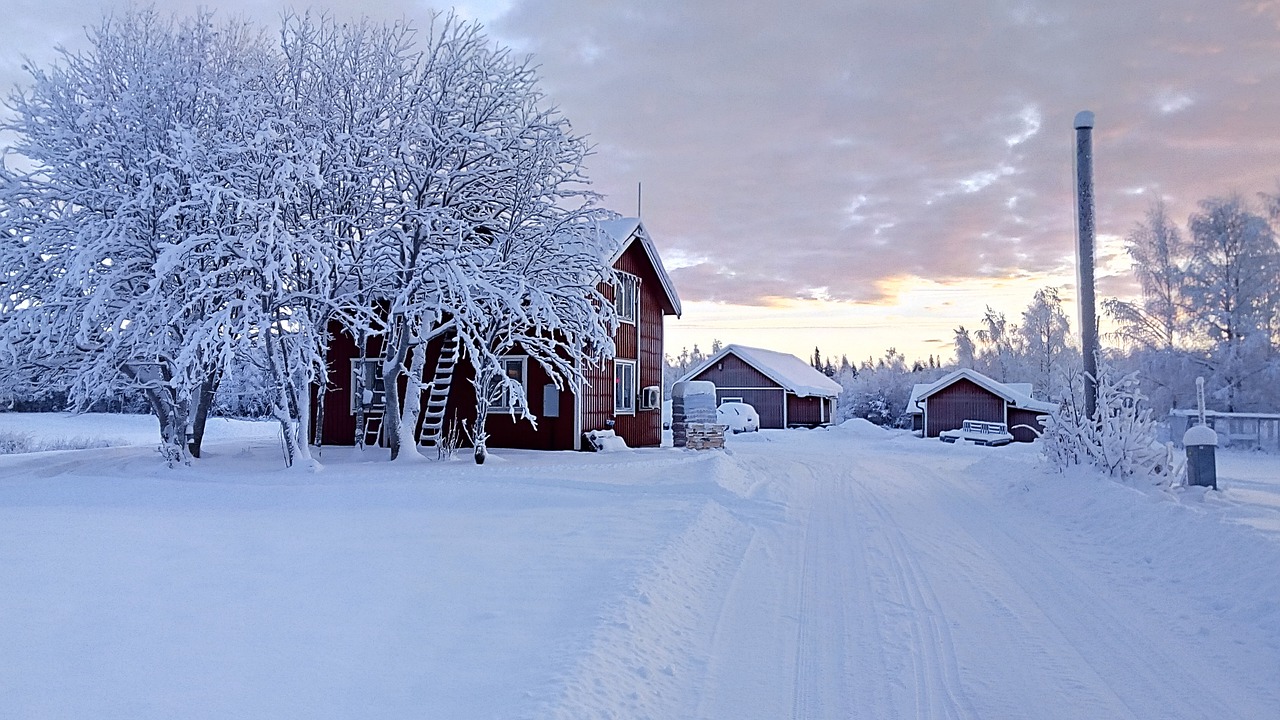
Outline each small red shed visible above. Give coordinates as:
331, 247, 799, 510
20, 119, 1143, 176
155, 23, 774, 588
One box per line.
905, 368, 1055, 443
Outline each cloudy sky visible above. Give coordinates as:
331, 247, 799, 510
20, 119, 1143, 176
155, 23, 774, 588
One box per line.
4, 1, 1279, 363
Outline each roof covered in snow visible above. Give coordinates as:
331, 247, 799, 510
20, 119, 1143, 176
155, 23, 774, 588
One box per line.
682, 344, 843, 398
903, 368, 1056, 414
597, 218, 682, 318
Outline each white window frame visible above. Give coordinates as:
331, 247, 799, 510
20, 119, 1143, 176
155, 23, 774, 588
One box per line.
350, 358, 387, 414
488, 356, 529, 414
720, 396, 744, 405
614, 272, 639, 325
614, 359, 637, 415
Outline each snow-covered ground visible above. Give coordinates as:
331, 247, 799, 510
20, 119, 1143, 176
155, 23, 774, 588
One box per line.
1, 413, 1278, 719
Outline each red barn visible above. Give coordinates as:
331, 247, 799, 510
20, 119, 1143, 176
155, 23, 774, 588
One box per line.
313, 218, 681, 451
680, 345, 841, 429
905, 368, 1055, 443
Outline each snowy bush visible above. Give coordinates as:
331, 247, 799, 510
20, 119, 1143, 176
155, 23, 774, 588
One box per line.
1041, 360, 1181, 484
0, 431, 33, 455
0, 430, 115, 455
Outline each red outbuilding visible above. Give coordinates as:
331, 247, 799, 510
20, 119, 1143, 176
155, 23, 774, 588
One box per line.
904, 368, 1055, 443
680, 344, 842, 429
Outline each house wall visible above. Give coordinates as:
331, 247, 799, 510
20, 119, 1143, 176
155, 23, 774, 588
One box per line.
714, 388, 786, 428
439, 341, 579, 452
315, 318, 386, 446
787, 394, 828, 427
602, 241, 665, 447
315, 328, 576, 451
688, 353, 787, 429
924, 378, 1005, 437
1007, 408, 1047, 443
314, 235, 670, 451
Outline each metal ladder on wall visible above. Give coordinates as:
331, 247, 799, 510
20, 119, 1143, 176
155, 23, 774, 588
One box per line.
417, 333, 460, 447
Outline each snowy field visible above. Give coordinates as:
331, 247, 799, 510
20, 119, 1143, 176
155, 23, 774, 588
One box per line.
2, 413, 1279, 719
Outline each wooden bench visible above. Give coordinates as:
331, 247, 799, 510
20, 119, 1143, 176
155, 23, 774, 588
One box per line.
940, 420, 1014, 446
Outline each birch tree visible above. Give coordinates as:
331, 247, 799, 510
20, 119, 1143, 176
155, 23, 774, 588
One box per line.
1105, 200, 1189, 350
1019, 287, 1073, 401
1183, 195, 1278, 411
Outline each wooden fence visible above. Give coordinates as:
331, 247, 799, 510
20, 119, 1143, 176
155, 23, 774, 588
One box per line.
1169, 410, 1280, 451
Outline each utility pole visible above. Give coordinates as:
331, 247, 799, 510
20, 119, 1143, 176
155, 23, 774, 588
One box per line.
1074, 110, 1098, 421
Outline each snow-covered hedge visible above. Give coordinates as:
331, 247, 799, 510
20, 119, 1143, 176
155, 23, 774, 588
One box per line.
1040, 361, 1181, 484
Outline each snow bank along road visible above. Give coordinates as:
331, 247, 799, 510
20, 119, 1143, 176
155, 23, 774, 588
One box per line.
1, 418, 1278, 719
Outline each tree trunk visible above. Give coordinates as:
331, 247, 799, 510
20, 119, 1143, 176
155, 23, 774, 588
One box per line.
292, 365, 315, 466
122, 362, 189, 467
353, 329, 369, 449
396, 339, 427, 459
382, 316, 412, 460
470, 367, 492, 465
188, 368, 221, 459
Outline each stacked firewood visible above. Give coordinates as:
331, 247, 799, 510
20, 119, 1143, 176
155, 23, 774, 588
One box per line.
684, 423, 727, 450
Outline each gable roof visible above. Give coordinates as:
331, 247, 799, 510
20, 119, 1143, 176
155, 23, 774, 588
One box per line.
597, 218, 682, 317
904, 368, 1056, 414
683, 344, 843, 398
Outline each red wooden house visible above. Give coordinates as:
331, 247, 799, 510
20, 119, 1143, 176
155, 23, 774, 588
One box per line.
313, 218, 682, 451
680, 344, 842, 428
904, 368, 1055, 443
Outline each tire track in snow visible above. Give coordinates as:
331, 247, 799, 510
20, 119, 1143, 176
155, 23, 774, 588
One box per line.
863, 448, 1278, 719
541, 498, 754, 720
789, 464, 833, 720
924, 473, 1267, 718
844, 464, 977, 720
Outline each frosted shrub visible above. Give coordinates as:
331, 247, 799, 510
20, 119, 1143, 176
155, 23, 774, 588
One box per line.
1041, 361, 1181, 483
0, 431, 35, 455
0, 431, 115, 455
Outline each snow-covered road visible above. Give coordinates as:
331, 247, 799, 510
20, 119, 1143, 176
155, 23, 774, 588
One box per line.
2, 416, 1278, 718
702, 432, 1279, 719
559, 429, 1280, 719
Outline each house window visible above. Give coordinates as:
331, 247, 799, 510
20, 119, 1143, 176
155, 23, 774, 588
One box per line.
489, 356, 528, 413
614, 359, 637, 414
614, 272, 639, 324
720, 396, 743, 405
350, 358, 386, 413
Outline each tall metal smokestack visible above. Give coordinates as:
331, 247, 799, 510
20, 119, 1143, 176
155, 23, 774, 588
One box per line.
1074, 110, 1098, 421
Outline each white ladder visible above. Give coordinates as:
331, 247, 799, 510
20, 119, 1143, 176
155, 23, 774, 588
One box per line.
362, 412, 383, 447
418, 333, 459, 447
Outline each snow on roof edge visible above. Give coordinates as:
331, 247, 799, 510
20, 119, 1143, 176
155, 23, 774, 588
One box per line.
680, 344, 842, 398
914, 368, 1056, 414
598, 218, 682, 318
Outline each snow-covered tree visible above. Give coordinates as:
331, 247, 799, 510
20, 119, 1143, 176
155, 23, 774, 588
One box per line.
953, 326, 976, 369
344, 14, 615, 462
1019, 287, 1073, 401
837, 347, 943, 426
973, 306, 1026, 382
0, 8, 694, 467
1183, 194, 1278, 411
1105, 201, 1188, 351
1040, 358, 1179, 484
0, 9, 279, 464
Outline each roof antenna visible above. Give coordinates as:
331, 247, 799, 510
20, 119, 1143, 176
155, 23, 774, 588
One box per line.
637, 181, 642, 218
